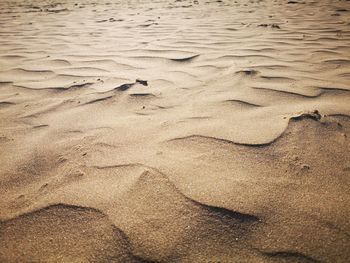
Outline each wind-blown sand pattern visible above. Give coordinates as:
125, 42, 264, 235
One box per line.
0, 0, 350, 262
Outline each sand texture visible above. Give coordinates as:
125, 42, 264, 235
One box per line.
0, 0, 350, 262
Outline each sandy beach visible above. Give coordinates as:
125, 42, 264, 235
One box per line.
0, 0, 350, 262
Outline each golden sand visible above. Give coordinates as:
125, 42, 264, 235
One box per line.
0, 0, 349, 262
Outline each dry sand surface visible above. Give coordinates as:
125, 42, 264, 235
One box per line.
0, 0, 350, 262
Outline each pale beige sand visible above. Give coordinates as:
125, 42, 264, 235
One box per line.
0, 0, 350, 262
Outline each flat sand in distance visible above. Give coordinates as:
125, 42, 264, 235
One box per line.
0, 0, 350, 262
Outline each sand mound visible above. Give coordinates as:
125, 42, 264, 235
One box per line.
0, 204, 143, 263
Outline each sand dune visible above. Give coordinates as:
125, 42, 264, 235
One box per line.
0, 0, 350, 262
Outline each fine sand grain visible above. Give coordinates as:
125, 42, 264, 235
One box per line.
0, 0, 350, 262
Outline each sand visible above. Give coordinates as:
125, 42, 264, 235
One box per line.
0, 0, 350, 262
